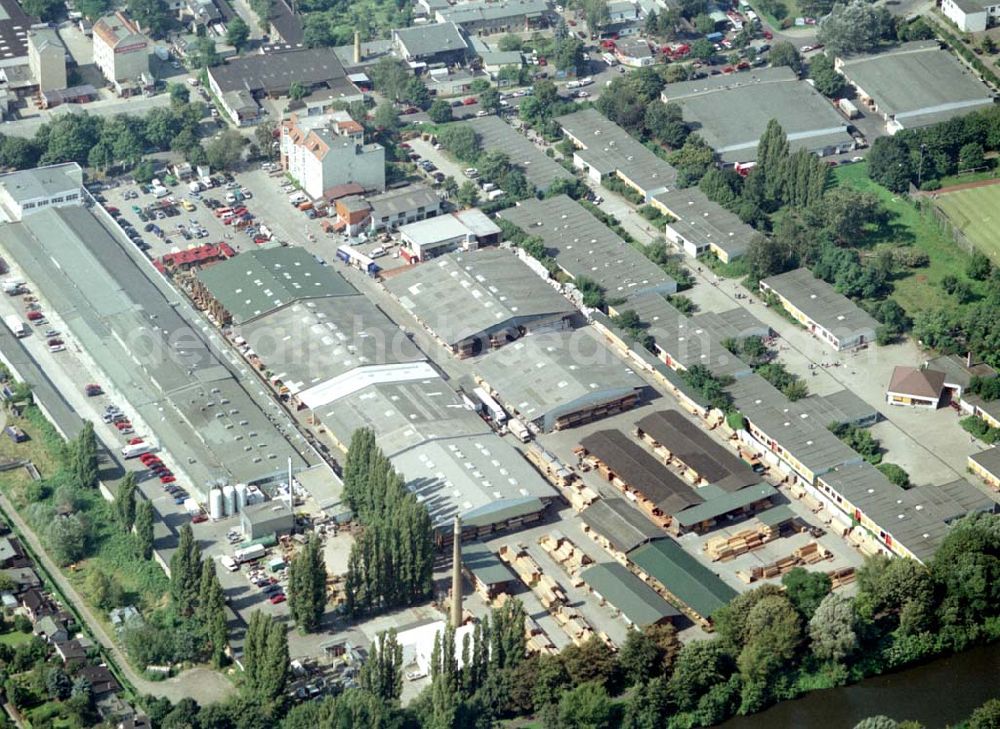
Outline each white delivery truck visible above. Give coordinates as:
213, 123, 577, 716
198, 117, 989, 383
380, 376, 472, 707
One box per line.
220, 555, 239, 572
234, 543, 267, 564
4, 315, 27, 338
121, 442, 154, 459
508, 418, 531, 443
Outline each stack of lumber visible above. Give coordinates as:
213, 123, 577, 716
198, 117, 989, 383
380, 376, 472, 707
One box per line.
704, 526, 772, 562
565, 483, 599, 511
794, 541, 831, 564
828, 566, 856, 590
524, 615, 558, 655
536, 574, 566, 609
554, 605, 594, 645
499, 543, 542, 586
526, 444, 578, 488
539, 532, 594, 576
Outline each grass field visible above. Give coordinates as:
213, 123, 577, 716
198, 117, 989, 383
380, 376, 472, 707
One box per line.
932, 184, 1000, 264
832, 162, 990, 315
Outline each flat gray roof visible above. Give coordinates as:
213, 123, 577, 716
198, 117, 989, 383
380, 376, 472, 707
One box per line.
3, 206, 309, 492
819, 462, 996, 562
654, 186, 755, 258
197, 248, 356, 324
369, 184, 441, 219
0, 163, 81, 208
236, 294, 426, 396
385, 249, 575, 347
760, 268, 879, 340
208, 47, 349, 94
555, 107, 677, 194
727, 373, 862, 477
970, 447, 1000, 477
474, 327, 645, 430
660, 67, 854, 163
839, 42, 994, 129
393, 22, 468, 57
439, 0, 548, 24
618, 292, 764, 379
498, 195, 677, 298
463, 116, 574, 192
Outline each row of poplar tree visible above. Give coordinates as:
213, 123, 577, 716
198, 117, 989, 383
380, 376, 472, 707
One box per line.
342, 428, 435, 617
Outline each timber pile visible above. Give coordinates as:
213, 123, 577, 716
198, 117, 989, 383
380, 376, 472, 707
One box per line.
828, 566, 856, 589
743, 541, 832, 581
526, 444, 578, 489
704, 526, 773, 562
498, 543, 542, 586
539, 532, 593, 576
524, 615, 558, 656
553, 605, 595, 646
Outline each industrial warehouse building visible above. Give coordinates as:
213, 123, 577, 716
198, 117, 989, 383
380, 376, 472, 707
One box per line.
436, 0, 549, 34
192, 247, 356, 325
759, 268, 879, 351
941, 0, 1000, 32
836, 41, 995, 134
463, 541, 518, 599
658, 67, 855, 164
580, 562, 679, 629
576, 428, 777, 535
397, 209, 501, 261
581, 498, 663, 557
385, 249, 576, 357
555, 108, 677, 201
314, 375, 557, 539
498, 195, 678, 300
392, 22, 469, 64
463, 116, 575, 193
653, 186, 756, 263
241, 501, 295, 540
0, 163, 83, 221
0, 181, 311, 496
968, 448, 1000, 489
474, 327, 645, 431
612, 292, 769, 380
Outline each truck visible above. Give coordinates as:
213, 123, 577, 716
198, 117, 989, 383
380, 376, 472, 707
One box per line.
121, 442, 154, 459
4, 315, 27, 338
838, 98, 860, 119
2, 279, 25, 295
234, 543, 267, 564
473, 387, 507, 424
508, 418, 531, 443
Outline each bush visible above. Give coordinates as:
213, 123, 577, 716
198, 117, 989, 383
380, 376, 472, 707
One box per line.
876, 463, 910, 488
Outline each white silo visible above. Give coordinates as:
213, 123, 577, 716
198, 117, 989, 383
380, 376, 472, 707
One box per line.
235, 483, 247, 512
222, 484, 236, 516
209, 488, 224, 520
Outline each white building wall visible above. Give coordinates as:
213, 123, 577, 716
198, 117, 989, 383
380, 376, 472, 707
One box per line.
941, 0, 987, 31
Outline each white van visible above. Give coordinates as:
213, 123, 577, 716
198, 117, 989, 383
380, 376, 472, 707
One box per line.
370, 246, 386, 258
153, 186, 169, 199
220, 555, 239, 572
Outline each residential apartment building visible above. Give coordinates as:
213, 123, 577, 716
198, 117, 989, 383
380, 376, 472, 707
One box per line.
27, 29, 67, 93
280, 111, 385, 199
92, 11, 149, 93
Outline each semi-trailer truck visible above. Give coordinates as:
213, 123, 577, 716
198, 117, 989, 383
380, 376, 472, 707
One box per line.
121, 442, 154, 459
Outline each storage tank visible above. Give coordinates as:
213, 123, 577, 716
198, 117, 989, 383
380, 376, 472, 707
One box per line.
209, 488, 223, 520
222, 485, 236, 516
235, 483, 247, 512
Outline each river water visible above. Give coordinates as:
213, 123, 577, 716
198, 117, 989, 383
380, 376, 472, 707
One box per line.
721, 643, 1000, 728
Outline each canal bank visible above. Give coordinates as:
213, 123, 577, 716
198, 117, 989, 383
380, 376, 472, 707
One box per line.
722, 642, 1000, 728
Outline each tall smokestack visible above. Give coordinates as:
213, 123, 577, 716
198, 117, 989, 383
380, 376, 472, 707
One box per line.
353, 31, 362, 64
451, 515, 462, 627
287, 457, 294, 512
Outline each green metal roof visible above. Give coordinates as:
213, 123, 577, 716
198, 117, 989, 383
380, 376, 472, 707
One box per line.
673, 482, 778, 528
462, 541, 516, 586
581, 562, 679, 628
628, 539, 737, 620
462, 496, 544, 529
756, 504, 796, 528
196, 247, 356, 324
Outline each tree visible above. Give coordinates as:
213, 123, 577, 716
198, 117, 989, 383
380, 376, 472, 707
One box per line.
553, 37, 587, 75
746, 234, 794, 282
71, 421, 99, 488
22, 0, 63, 21
583, 0, 610, 35
867, 136, 914, 193
931, 513, 1000, 630
243, 611, 289, 702
809, 592, 858, 664
456, 180, 480, 208
810, 187, 886, 245
48, 514, 88, 566
479, 87, 501, 114
204, 129, 245, 170
689, 38, 715, 62
85, 569, 124, 610
403, 77, 431, 109
189, 35, 220, 68
668, 639, 732, 712
818, 0, 892, 57
877, 462, 910, 487
694, 13, 716, 33
782, 567, 832, 619
369, 57, 410, 101
46, 667, 72, 700
561, 635, 620, 691
359, 629, 403, 704
168, 82, 191, 106
428, 99, 454, 124
622, 677, 670, 729
967, 250, 993, 280
255, 121, 278, 160
969, 699, 1000, 729
498, 34, 522, 51
769, 41, 801, 73
736, 594, 802, 707
135, 498, 154, 560
438, 124, 480, 162
128, 0, 171, 35
855, 554, 935, 632
617, 628, 661, 687
76, 0, 112, 20
197, 560, 228, 667
288, 533, 326, 632
226, 16, 250, 51
170, 524, 203, 618
809, 53, 845, 97
116, 472, 138, 532
557, 682, 614, 729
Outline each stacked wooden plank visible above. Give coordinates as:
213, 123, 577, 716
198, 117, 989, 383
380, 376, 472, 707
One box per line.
743, 541, 833, 581
794, 541, 832, 564
499, 543, 542, 586
704, 526, 773, 562
539, 532, 594, 577
524, 614, 558, 656
828, 566, 856, 590
553, 605, 595, 646
526, 444, 578, 489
